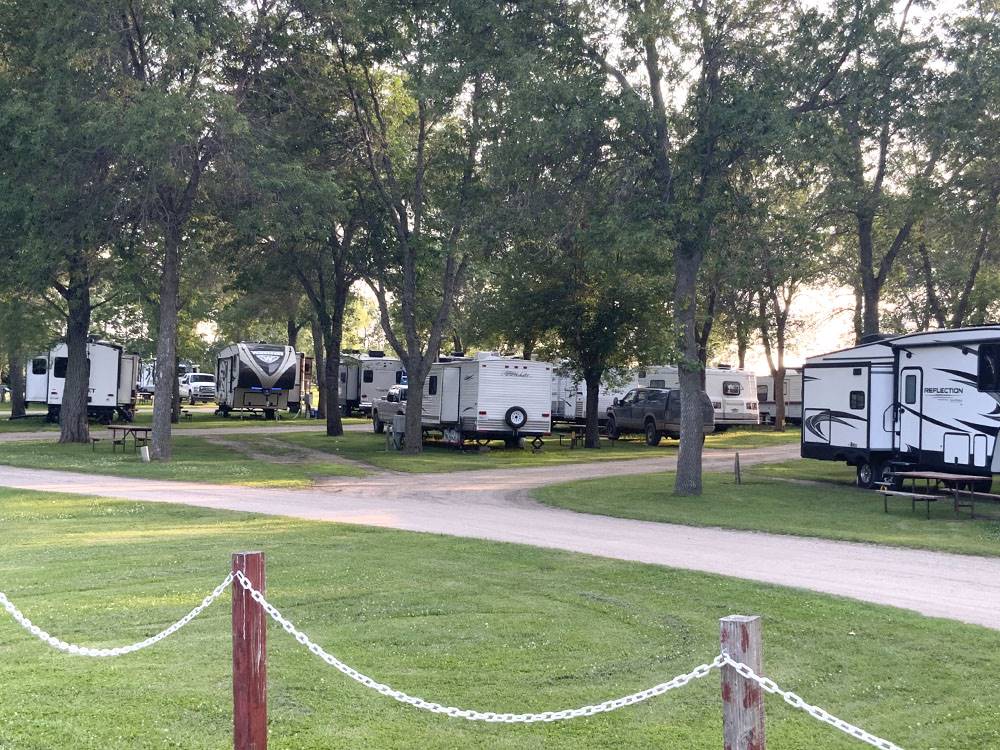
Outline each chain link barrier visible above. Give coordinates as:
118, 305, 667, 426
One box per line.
0, 573, 234, 657
0, 570, 906, 747
719, 655, 904, 750
234, 571, 722, 722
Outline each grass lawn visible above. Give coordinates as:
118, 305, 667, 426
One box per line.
0, 436, 364, 487
533, 461, 1000, 558
0, 404, 367, 433
1, 488, 998, 749
265, 426, 800, 474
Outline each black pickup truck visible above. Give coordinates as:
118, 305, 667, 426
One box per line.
606, 387, 715, 446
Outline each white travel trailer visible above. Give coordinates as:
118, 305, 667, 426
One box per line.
418, 353, 553, 445
26, 340, 140, 423
801, 327, 1000, 488
288, 352, 314, 413
338, 351, 404, 415
550, 366, 638, 425
757, 367, 803, 424
138, 360, 199, 396
215, 342, 299, 419
637, 365, 759, 429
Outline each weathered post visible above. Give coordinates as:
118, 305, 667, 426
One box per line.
720, 614, 765, 750
734, 452, 742, 485
232, 551, 267, 750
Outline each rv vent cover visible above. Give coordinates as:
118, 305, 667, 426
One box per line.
367, 350, 384, 357
853, 368, 862, 375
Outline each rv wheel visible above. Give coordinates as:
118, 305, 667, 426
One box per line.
264, 408, 276, 421
856, 459, 882, 489
373, 413, 385, 434
504, 406, 528, 430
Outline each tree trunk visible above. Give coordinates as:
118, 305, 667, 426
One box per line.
737, 339, 747, 370
171, 351, 180, 424
401, 360, 428, 455
583, 369, 602, 449
8, 351, 26, 419
287, 317, 300, 350
311, 316, 326, 419
59, 259, 92, 443
952, 189, 998, 328
324, 283, 350, 437
151, 224, 181, 460
857, 214, 880, 337
772, 366, 786, 432
674, 248, 704, 495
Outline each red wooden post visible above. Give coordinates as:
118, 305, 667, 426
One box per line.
720, 615, 765, 750
232, 551, 267, 750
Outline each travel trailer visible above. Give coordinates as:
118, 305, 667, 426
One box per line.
338, 351, 404, 415
801, 327, 1000, 488
401, 353, 552, 445
757, 367, 803, 424
288, 352, 314, 413
637, 365, 759, 430
26, 340, 140, 423
550, 367, 638, 425
215, 342, 299, 419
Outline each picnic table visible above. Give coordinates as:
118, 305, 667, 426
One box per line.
888, 470, 991, 519
106, 425, 152, 454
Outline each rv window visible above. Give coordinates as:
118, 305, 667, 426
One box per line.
53, 357, 89, 379
395, 370, 404, 384
340, 371, 347, 384
850, 391, 866, 410
757, 385, 768, 402
32, 358, 46, 375
649, 379, 666, 388
428, 376, 438, 396
979, 344, 1000, 392
363, 370, 374, 383
904, 374, 917, 404
723, 381, 741, 396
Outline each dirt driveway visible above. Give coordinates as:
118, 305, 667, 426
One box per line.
2, 443, 1000, 630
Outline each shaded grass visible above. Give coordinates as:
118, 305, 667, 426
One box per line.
533, 461, 1000, 557
0, 436, 364, 487
266, 427, 800, 474
0, 487, 998, 749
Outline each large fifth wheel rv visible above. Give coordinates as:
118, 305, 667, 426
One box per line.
757, 367, 803, 425
801, 326, 1000, 488
215, 342, 299, 419
637, 365, 759, 430
338, 351, 404, 415
418, 353, 552, 445
26, 340, 140, 423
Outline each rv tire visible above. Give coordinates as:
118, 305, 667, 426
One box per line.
856, 458, 885, 489
264, 408, 276, 421
373, 413, 385, 434
504, 406, 528, 430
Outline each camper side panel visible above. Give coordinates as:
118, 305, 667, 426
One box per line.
895, 344, 998, 473
801, 365, 873, 461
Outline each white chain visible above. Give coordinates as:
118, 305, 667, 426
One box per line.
234, 571, 723, 722
720, 654, 905, 750
0, 573, 234, 657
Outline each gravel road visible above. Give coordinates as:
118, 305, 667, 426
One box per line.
2, 442, 999, 630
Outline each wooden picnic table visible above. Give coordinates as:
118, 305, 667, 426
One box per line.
106, 425, 152, 454
891, 470, 990, 519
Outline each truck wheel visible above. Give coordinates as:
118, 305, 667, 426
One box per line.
373, 412, 385, 434
606, 417, 620, 441
189, 395, 196, 405
645, 421, 662, 447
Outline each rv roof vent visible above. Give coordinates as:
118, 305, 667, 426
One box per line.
716, 363, 732, 370
475, 351, 501, 360
367, 350, 384, 357
860, 333, 888, 344
450, 350, 465, 357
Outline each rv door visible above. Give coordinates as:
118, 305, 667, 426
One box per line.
898, 367, 922, 454
440, 367, 461, 422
